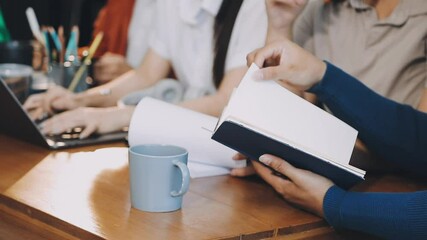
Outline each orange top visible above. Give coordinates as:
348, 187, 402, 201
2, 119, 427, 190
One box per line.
92, 0, 136, 57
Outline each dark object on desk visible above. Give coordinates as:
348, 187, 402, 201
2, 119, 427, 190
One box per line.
46, 62, 90, 92
0, 40, 33, 66
0, 63, 32, 103
0, 40, 45, 70
31, 62, 91, 95
212, 121, 364, 189
0, 78, 127, 149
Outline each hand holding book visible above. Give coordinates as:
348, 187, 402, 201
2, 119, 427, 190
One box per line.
213, 39, 365, 189
246, 39, 327, 91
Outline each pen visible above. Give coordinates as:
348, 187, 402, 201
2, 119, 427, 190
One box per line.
25, 7, 44, 45
48, 27, 62, 63
41, 27, 51, 63
58, 26, 65, 63
65, 26, 78, 63
68, 32, 104, 92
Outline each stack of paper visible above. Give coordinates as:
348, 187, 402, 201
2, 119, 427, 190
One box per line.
128, 97, 245, 178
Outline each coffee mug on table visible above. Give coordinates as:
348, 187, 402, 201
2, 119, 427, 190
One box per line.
128, 144, 190, 212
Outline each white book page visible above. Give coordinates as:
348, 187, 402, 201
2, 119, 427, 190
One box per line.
128, 97, 245, 170
222, 64, 359, 170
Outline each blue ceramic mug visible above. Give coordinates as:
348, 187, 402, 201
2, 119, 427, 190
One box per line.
128, 144, 190, 212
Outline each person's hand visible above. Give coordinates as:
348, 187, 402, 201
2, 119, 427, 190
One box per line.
230, 153, 256, 177
94, 52, 133, 83
247, 39, 327, 92
253, 154, 334, 217
23, 85, 82, 120
40, 106, 132, 139
266, 0, 308, 35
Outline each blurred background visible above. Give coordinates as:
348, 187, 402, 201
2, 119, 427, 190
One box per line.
0, 0, 106, 46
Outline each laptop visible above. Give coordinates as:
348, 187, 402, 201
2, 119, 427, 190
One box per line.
0, 78, 128, 149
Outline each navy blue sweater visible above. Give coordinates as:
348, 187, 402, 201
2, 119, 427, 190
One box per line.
309, 63, 427, 239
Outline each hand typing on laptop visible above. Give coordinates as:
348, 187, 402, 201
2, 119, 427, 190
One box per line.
39, 106, 134, 139
0, 78, 128, 148
23, 85, 129, 139
23, 85, 83, 120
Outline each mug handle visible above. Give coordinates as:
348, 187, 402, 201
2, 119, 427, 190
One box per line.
170, 160, 190, 197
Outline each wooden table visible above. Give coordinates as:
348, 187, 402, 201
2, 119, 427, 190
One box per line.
0, 134, 426, 240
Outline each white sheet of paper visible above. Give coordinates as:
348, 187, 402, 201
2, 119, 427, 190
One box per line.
188, 162, 230, 178
128, 97, 245, 172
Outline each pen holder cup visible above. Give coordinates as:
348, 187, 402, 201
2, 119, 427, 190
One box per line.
47, 62, 89, 92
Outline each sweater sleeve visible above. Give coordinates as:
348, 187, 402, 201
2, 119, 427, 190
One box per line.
308, 62, 427, 176
323, 185, 427, 239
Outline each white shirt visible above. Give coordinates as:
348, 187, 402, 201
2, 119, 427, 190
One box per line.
126, 0, 156, 68
149, 0, 267, 100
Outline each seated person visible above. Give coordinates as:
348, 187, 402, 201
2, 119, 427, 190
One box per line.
90, 0, 155, 83
24, 0, 268, 139
265, 0, 427, 111
235, 0, 426, 174
237, 38, 427, 239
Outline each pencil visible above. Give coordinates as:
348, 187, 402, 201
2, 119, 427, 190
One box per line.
65, 26, 78, 63
58, 26, 65, 63
67, 32, 104, 92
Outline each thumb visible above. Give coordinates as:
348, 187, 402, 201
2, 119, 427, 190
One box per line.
253, 66, 285, 81
259, 154, 299, 181
79, 124, 96, 139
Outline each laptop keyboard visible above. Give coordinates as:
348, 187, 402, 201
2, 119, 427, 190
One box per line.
47, 127, 85, 141
35, 116, 86, 141
33, 114, 128, 145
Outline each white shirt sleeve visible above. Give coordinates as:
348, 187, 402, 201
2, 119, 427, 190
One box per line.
148, 0, 171, 60
126, 0, 156, 67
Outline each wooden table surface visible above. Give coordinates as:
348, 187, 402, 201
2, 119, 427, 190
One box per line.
0, 134, 426, 240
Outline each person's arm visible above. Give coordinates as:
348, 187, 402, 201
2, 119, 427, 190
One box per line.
246, 39, 427, 240
179, 66, 246, 117
417, 55, 427, 112
417, 88, 427, 112
264, 0, 308, 43
309, 63, 427, 174
40, 106, 134, 138
324, 186, 427, 240
93, 52, 133, 83
247, 40, 427, 172
253, 153, 427, 240
75, 49, 171, 108
39, 49, 171, 137
23, 49, 171, 118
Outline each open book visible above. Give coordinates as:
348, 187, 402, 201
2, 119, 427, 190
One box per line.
128, 97, 245, 178
212, 64, 365, 189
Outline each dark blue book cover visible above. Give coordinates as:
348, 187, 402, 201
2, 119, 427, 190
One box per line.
212, 120, 364, 189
